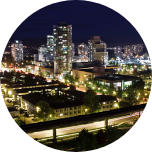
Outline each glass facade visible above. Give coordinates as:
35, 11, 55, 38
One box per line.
53, 23, 72, 74
88, 36, 107, 63
11, 40, 23, 62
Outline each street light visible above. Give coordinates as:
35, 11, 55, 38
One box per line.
36, 107, 40, 112
114, 103, 119, 108
85, 109, 88, 112
8, 91, 12, 97
113, 91, 116, 95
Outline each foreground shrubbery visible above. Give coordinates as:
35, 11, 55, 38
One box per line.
45, 125, 129, 151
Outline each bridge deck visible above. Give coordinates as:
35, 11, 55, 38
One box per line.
20, 104, 146, 133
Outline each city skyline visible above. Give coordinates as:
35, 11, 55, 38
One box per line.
10, 1, 144, 47
0, 1, 152, 152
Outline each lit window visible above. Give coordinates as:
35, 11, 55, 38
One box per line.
8, 91, 12, 95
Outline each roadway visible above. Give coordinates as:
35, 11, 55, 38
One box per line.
28, 112, 141, 139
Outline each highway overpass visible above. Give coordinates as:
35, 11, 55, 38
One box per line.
20, 104, 146, 141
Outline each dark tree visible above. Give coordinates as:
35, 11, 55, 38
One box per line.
83, 90, 100, 113
104, 125, 123, 143
96, 129, 106, 145
133, 79, 145, 90
119, 100, 132, 108
74, 129, 97, 151
24, 73, 34, 84
35, 100, 51, 121
109, 84, 116, 95
116, 87, 123, 98
15, 117, 24, 126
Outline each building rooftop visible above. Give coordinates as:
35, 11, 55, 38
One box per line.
62, 90, 87, 99
8, 107, 18, 112
75, 68, 116, 74
21, 94, 84, 109
79, 68, 96, 73
58, 22, 67, 26
0, 79, 12, 85
105, 69, 116, 73
98, 95, 117, 102
50, 100, 84, 109
95, 74, 140, 81
72, 61, 101, 69
106, 65, 118, 68
5, 81, 59, 88
21, 93, 116, 110
15, 85, 68, 93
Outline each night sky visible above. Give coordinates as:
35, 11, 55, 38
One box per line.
10, 0, 144, 47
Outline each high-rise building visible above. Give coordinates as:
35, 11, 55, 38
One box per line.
124, 44, 143, 58
38, 45, 47, 62
132, 44, 143, 55
88, 36, 108, 64
46, 35, 54, 62
53, 22, 72, 74
124, 45, 132, 58
93, 52, 108, 65
78, 43, 88, 56
34, 54, 38, 63
11, 40, 23, 62
114, 46, 123, 58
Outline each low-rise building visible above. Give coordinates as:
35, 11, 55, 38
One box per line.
3, 81, 62, 101
20, 93, 117, 119
73, 66, 116, 85
95, 74, 141, 90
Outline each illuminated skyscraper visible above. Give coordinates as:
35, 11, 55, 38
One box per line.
53, 22, 72, 74
114, 46, 123, 58
11, 40, 23, 62
38, 45, 47, 62
88, 36, 108, 65
132, 44, 143, 55
46, 35, 54, 62
124, 44, 143, 58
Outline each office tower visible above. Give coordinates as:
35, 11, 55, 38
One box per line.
132, 44, 143, 55
88, 36, 108, 64
38, 45, 47, 62
53, 22, 72, 74
93, 52, 108, 65
124, 45, 132, 58
46, 35, 54, 62
34, 54, 38, 63
78, 43, 88, 56
114, 46, 123, 58
124, 44, 143, 58
11, 40, 23, 62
